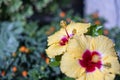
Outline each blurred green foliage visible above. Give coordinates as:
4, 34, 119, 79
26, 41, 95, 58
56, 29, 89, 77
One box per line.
0, 0, 53, 21
108, 27, 120, 53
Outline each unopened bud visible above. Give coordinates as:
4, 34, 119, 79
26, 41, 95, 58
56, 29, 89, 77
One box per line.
60, 20, 67, 28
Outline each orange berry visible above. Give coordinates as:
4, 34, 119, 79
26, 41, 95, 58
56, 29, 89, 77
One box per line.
22, 71, 28, 77
12, 66, 17, 72
19, 46, 29, 53
104, 29, 109, 35
19, 46, 26, 52
94, 20, 101, 25
45, 58, 50, 64
1, 71, 5, 76
92, 12, 99, 18
59, 11, 66, 18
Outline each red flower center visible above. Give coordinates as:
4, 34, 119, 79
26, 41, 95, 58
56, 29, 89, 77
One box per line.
79, 50, 102, 72
59, 36, 69, 46
59, 27, 74, 46
59, 34, 74, 46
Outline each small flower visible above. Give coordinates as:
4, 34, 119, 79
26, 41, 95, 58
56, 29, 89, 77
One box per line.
60, 35, 120, 80
45, 57, 50, 64
12, 66, 17, 72
19, 46, 30, 53
59, 11, 66, 18
22, 70, 28, 77
19, 46, 26, 52
46, 21, 90, 58
104, 29, 109, 35
94, 20, 101, 25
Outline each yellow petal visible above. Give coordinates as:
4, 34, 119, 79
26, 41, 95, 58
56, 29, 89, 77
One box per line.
48, 22, 90, 46
67, 35, 91, 58
46, 43, 67, 58
48, 28, 65, 46
76, 73, 86, 80
66, 37, 83, 58
60, 53, 85, 78
104, 74, 115, 80
90, 35, 117, 57
67, 23, 90, 35
102, 56, 120, 74
86, 68, 104, 80
77, 69, 115, 80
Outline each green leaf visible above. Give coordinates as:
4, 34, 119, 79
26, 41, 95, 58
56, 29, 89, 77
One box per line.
22, 5, 33, 17
28, 69, 40, 80
35, 0, 52, 12
49, 55, 62, 67
24, 22, 38, 37
63, 77, 75, 80
7, 0, 22, 13
0, 0, 4, 6
49, 58, 60, 67
55, 55, 62, 61
86, 25, 103, 37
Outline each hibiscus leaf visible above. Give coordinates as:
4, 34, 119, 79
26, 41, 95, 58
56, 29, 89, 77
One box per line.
86, 25, 103, 36
49, 55, 62, 67
49, 58, 60, 67
55, 55, 62, 61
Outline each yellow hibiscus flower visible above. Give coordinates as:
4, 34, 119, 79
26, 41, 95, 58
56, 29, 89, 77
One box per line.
46, 21, 90, 58
60, 35, 120, 80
